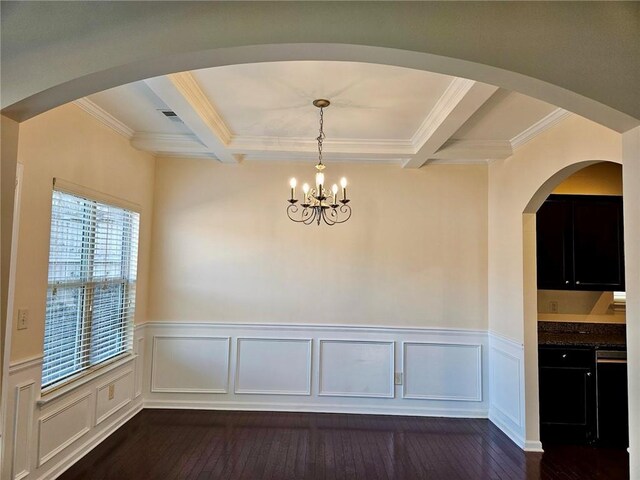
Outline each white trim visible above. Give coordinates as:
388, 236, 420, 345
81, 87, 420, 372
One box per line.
489, 347, 522, 426
37, 402, 142, 480
169, 72, 233, 145
401, 342, 482, 402
143, 399, 487, 418
2, 163, 24, 462
411, 78, 476, 149
510, 108, 572, 149
139, 320, 487, 337
11, 381, 34, 480
318, 339, 395, 399
234, 337, 312, 396
73, 98, 135, 139
9, 355, 44, 375
130, 132, 214, 158
489, 407, 525, 449
38, 354, 136, 406
150, 335, 231, 394
230, 135, 414, 154
134, 337, 144, 398
94, 369, 134, 426
37, 392, 92, 467
432, 139, 512, 161
52, 177, 141, 213
524, 440, 544, 452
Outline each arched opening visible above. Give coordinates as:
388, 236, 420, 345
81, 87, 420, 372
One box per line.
522, 160, 627, 457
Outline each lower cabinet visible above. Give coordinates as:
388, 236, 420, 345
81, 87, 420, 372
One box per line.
538, 347, 596, 444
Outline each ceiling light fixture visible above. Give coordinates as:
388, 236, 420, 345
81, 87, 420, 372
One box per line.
287, 99, 351, 226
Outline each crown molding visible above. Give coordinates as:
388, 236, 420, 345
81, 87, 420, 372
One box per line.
168, 72, 233, 146
433, 139, 513, 161
410, 78, 476, 150
130, 132, 214, 157
230, 135, 414, 155
73, 98, 134, 139
510, 108, 571, 150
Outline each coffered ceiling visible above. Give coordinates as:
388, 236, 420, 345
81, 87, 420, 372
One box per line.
78, 61, 567, 168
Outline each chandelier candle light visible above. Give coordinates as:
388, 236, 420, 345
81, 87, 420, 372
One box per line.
287, 99, 352, 226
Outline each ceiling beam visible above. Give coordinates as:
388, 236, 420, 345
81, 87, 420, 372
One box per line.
403, 79, 499, 169
130, 133, 216, 159
144, 72, 238, 163
430, 139, 512, 163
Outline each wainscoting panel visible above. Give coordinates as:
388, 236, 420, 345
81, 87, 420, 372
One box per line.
488, 332, 528, 450
151, 336, 230, 393
135, 336, 144, 398
235, 338, 312, 395
318, 340, 395, 398
37, 393, 92, 467
142, 323, 491, 418
95, 369, 134, 426
12, 381, 35, 480
403, 342, 482, 401
1, 323, 536, 480
3, 327, 145, 480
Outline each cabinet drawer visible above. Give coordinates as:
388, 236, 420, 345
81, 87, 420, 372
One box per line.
539, 348, 594, 367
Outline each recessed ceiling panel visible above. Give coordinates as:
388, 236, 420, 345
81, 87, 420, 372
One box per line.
191, 61, 454, 140
88, 82, 192, 135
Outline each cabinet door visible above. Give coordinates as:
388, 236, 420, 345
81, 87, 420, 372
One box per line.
537, 199, 573, 289
573, 197, 625, 290
539, 365, 596, 443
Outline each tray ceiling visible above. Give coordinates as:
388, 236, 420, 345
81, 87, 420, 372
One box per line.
82, 61, 564, 167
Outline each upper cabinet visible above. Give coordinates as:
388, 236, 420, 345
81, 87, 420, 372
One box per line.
537, 195, 625, 291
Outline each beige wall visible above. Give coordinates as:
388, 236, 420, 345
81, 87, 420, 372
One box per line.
488, 114, 622, 446
9, 104, 156, 361
488, 115, 622, 341
552, 161, 622, 195
622, 126, 640, 480
148, 158, 488, 329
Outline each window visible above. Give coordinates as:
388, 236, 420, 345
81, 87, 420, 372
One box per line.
42, 185, 140, 389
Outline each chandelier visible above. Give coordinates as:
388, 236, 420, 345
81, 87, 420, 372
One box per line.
286, 99, 352, 226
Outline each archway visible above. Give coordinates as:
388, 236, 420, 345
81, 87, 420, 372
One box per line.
522, 160, 624, 448
2, 3, 638, 131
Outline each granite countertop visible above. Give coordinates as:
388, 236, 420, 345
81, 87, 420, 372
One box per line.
538, 322, 626, 349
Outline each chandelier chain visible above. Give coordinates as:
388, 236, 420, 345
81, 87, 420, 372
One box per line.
317, 107, 325, 165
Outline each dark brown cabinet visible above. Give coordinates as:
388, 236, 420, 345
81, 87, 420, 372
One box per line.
536, 195, 625, 291
539, 347, 597, 444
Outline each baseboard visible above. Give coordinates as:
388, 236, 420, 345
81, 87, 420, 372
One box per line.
143, 399, 488, 419
39, 400, 143, 480
489, 408, 525, 449
524, 440, 544, 452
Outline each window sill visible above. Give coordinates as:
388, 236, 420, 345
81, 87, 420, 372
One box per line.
37, 353, 136, 407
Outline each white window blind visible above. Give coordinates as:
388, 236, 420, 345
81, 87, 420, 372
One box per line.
42, 188, 140, 388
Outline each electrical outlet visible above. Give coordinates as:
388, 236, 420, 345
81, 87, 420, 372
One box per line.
549, 301, 559, 313
17, 309, 28, 330
108, 384, 115, 400
394, 373, 403, 385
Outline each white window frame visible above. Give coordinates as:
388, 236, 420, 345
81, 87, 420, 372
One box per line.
41, 179, 141, 394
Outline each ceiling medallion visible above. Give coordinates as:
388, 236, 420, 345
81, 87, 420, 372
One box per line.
287, 99, 351, 226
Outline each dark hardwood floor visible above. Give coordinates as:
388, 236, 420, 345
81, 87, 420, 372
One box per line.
59, 410, 629, 480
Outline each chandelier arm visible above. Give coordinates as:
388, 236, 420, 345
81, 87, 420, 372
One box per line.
331, 204, 352, 224
287, 204, 312, 224
321, 208, 334, 226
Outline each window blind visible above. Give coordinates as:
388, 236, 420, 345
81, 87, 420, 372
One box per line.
42, 189, 140, 388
